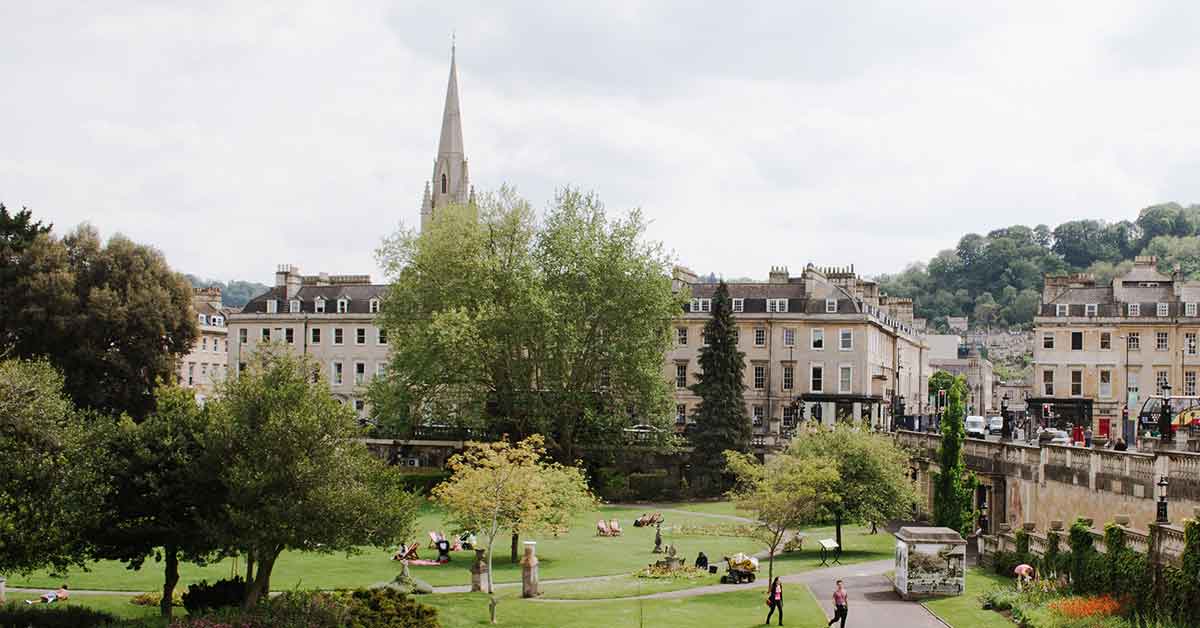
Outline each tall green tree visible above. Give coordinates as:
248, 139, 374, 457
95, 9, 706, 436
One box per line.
725, 450, 838, 584
0, 359, 99, 576
2, 223, 197, 419
0, 205, 52, 351
689, 281, 750, 492
932, 376, 977, 536
371, 187, 680, 462
85, 386, 227, 618
787, 426, 918, 547
209, 347, 419, 608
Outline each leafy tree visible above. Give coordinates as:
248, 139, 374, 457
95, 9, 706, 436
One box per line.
507, 459, 596, 563
2, 224, 197, 419
371, 187, 680, 462
928, 370, 956, 395
0, 359, 98, 576
208, 347, 418, 608
184, 275, 271, 308
725, 450, 838, 584
786, 426, 918, 547
0, 205, 52, 341
433, 436, 594, 623
85, 386, 226, 618
932, 376, 977, 536
689, 281, 751, 493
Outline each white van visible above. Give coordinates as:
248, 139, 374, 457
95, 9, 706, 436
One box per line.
965, 416, 988, 439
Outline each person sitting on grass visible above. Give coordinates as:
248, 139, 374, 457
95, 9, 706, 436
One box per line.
26, 584, 69, 605
1014, 563, 1036, 590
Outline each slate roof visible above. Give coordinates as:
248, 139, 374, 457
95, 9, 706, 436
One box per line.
685, 282, 862, 314
240, 285, 388, 314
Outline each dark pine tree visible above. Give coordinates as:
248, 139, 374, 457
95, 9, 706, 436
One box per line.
690, 281, 751, 493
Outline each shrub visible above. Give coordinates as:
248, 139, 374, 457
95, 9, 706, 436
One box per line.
181, 576, 248, 615
340, 588, 441, 628
171, 589, 439, 628
0, 603, 121, 627
979, 586, 1020, 611
131, 591, 183, 607
628, 471, 670, 500
395, 470, 451, 495
595, 468, 630, 501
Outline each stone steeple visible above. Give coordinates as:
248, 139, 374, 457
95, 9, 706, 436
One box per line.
420, 42, 470, 232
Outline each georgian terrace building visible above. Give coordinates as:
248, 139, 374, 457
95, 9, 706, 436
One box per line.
178, 287, 235, 403
1032, 255, 1200, 440
667, 264, 929, 447
227, 265, 389, 420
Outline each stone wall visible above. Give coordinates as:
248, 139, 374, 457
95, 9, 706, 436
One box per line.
898, 431, 1200, 532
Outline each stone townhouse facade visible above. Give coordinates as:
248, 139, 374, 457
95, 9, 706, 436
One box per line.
1033, 255, 1200, 439
667, 264, 929, 447
227, 265, 389, 420
179, 287, 235, 402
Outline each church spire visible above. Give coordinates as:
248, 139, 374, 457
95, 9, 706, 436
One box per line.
421, 40, 470, 233
436, 42, 464, 159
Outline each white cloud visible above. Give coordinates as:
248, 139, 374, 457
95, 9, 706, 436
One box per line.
3, 1, 1200, 285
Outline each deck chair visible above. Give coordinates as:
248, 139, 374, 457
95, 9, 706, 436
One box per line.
393, 542, 420, 561
608, 519, 622, 536
596, 519, 611, 536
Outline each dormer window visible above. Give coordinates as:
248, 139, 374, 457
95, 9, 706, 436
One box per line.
314, 298, 326, 313
337, 298, 349, 314
690, 298, 711, 313
825, 299, 837, 313
766, 298, 788, 313
1055, 304, 1068, 317
732, 298, 744, 313
1157, 303, 1169, 317
289, 299, 301, 313
1128, 303, 1140, 317
266, 299, 277, 314
198, 314, 207, 325
1188, 303, 1198, 317
1085, 304, 1097, 317
212, 316, 224, 327
369, 299, 380, 314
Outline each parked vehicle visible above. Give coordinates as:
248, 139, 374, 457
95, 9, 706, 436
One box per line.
988, 416, 1004, 435
1038, 428, 1071, 446
965, 416, 988, 439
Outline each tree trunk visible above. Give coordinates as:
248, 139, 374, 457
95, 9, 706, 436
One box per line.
161, 544, 179, 618
244, 549, 255, 584
242, 550, 278, 609
835, 510, 844, 548
510, 532, 519, 563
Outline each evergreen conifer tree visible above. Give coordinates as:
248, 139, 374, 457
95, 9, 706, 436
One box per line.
932, 376, 978, 536
690, 281, 751, 492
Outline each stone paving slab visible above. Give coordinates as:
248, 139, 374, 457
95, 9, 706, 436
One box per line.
807, 573, 948, 628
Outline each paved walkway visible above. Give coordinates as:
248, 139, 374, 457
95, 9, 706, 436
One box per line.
808, 572, 948, 628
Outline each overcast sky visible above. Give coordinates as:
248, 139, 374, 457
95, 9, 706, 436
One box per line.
5, 2, 1200, 285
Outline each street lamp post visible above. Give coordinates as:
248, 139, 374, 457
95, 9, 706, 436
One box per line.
1001, 392, 1012, 441
1157, 476, 1170, 524
1161, 384, 1174, 445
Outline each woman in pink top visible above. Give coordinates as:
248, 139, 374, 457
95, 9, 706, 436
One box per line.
828, 580, 848, 627
764, 576, 783, 625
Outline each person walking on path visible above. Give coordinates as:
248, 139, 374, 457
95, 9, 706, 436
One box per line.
827, 580, 848, 628
764, 576, 783, 625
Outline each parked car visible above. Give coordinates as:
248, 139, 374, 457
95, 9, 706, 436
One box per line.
1038, 428, 1071, 446
965, 416, 988, 439
988, 416, 1004, 435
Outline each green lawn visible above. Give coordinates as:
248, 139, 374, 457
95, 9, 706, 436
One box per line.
422, 585, 826, 628
10, 501, 892, 604
923, 567, 1014, 628
655, 500, 745, 518
9, 503, 764, 592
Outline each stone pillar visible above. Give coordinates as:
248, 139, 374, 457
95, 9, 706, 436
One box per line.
824, 402, 836, 427
470, 549, 487, 593
521, 541, 539, 598
852, 402, 862, 423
